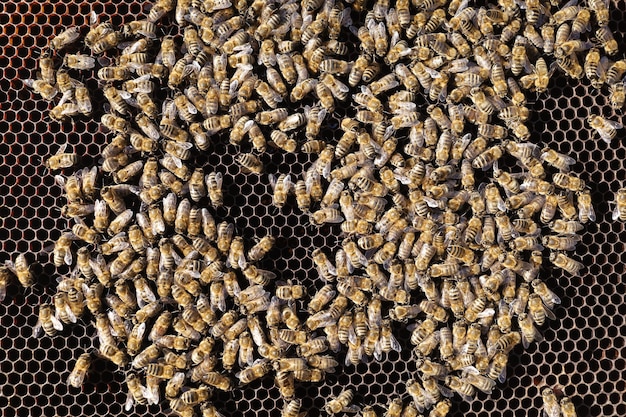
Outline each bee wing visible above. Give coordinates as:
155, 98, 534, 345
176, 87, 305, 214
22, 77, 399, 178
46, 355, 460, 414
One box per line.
231, 253, 248, 271
477, 308, 495, 319
497, 366, 507, 384
580, 204, 596, 222
393, 168, 412, 185
268, 174, 277, 190
543, 403, 562, 417
282, 174, 293, 191
604, 61, 619, 87
424, 67, 441, 79
64, 248, 74, 266
374, 339, 383, 361
56, 143, 68, 155
438, 84, 448, 102
54, 174, 68, 189
423, 196, 442, 209
595, 128, 613, 143
612, 204, 622, 221
606, 119, 623, 129
388, 332, 402, 353
347, 325, 358, 345
543, 304, 556, 321
57, 90, 74, 107
547, 60, 558, 78
436, 382, 454, 399
341, 405, 361, 414
24, 78, 37, 89
144, 385, 159, 405
33, 320, 44, 337
239, 346, 254, 368
124, 392, 135, 411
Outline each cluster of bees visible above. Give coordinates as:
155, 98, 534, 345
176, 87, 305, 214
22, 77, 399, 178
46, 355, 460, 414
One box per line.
17, 0, 626, 416
541, 387, 577, 417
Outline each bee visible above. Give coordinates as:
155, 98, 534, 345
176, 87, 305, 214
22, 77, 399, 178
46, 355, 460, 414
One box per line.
236, 359, 271, 385
242, 236, 273, 264
444, 375, 475, 401
611, 187, 626, 221
5, 252, 35, 288
540, 148, 576, 172
0, 266, 13, 302
290, 78, 318, 102
65, 352, 93, 389
236, 153, 263, 174
282, 399, 302, 417
201, 171, 223, 208
132, 113, 159, 139
348, 55, 369, 88
574, 189, 595, 223
222, 338, 239, 370
98, 66, 130, 82
124, 372, 148, 411
45, 143, 79, 171
199, 370, 232, 391
325, 389, 359, 414
320, 58, 352, 76
540, 388, 562, 417
229, 116, 252, 146
48, 26, 81, 51
552, 172, 585, 192
549, 251, 583, 276
560, 396, 577, 417
528, 293, 554, 326
89, 25, 123, 53
276, 54, 297, 85
588, 115, 623, 143
471, 144, 505, 171
256, 108, 289, 126
588, 0, 610, 25
85, 13, 114, 46
311, 249, 337, 283
34, 303, 63, 337
596, 25, 618, 55
609, 80, 626, 110
557, 52, 584, 79
584, 48, 601, 84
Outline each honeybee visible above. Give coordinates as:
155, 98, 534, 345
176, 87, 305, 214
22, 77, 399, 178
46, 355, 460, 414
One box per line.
609, 187, 626, 222
281, 398, 302, 417
236, 153, 263, 174
325, 389, 359, 414
124, 372, 148, 411
236, 359, 271, 385
574, 189, 595, 223
588, 115, 623, 143
540, 387, 562, 417
229, 116, 252, 146
549, 251, 583, 276
33, 303, 63, 337
4, 252, 35, 289
596, 25, 618, 56
48, 26, 81, 51
472, 145, 504, 170
559, 396, 577, 417
66, 352, 92, 389
45, 143, 79, 171
269, 174, 293, 209
89, 23, 123, 52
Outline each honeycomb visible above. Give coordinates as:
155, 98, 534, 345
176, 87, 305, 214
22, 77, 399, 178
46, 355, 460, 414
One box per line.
1, 1, 626, 417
